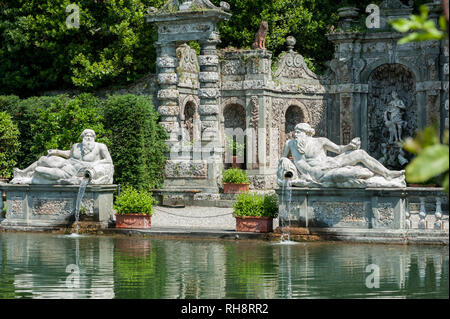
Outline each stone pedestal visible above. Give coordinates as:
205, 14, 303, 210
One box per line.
0, 184, 116, 230
275, 187, 447, 230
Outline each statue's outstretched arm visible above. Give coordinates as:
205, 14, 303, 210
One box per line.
321, 138, 347, 154
323, 137, 359, 155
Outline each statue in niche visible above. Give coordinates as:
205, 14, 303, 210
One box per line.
11, 129, 114, 185
384, 91, 406, 143
277, 123, 406, 188
251, 21, 268, 50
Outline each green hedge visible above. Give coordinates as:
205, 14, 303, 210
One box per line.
0, 93, 167, 189
0, 111, 20, 178
222, 168, 250, 184
0, 94, 108, 168
101, 94, 168, 190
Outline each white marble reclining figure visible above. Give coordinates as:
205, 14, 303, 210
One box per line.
277, 123, 406, 188
11, 129, 114, 185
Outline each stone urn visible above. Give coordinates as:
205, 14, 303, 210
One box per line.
115, 214, 152, 229
235, 216, 273, 233
337, 7, 359, 30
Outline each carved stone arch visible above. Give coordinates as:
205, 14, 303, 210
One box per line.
223, 103, 247, 168
221, 97, 246, 123
180, 95, 200, 121
367, 63, 416, 169
281, 100, 310, 155
180, 95, 200, 142
361, 58, 421, 84
282, 99, 311, 123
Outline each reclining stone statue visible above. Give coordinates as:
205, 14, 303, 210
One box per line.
277, 123, 406, 188
11, 129, 114, 185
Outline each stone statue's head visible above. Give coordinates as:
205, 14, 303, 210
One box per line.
294, 123, 315, 137
80, 129, 96, 140
392, 91, 398, 99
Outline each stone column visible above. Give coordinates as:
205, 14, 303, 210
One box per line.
198, 38, 221, 145
156, 42, 179, 144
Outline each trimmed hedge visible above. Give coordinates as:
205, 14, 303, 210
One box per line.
101, 94, 168, 190
0, 111, 20, 178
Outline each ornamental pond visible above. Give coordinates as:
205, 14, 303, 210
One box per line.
0, 232, 448, 299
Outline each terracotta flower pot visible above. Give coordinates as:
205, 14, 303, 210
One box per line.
115, 213, 151, 229
223, 183, 250, 194
235, 216, 273, 233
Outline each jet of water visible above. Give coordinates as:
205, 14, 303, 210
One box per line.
280, 178, 292, 243
74, 176, 89, 234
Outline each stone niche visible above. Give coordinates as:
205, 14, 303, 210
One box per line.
368, 63, 416, 169
0, 184, 116, 230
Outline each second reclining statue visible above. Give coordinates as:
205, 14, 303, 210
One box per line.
277, 123, 406, 188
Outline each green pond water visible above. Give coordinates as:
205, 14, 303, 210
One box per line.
0, 232, 448, 299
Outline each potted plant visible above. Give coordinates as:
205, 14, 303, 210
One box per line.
225, 135, 245, 169
223, 168, 250, 194
114, 186, 156, 229
233, 192, 278, 233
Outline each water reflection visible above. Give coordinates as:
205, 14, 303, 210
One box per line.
0, 233, 448, 299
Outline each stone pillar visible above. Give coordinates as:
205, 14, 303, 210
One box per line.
198, 38, 221, 145
339, 93, 353, 145
156, 42, 179, 144
198, 38, 222, 192
442, 42, 449, 132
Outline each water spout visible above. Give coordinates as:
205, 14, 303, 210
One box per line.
280, 178, 292, 243
284, 171, 293, 179
73, 175, 90, 234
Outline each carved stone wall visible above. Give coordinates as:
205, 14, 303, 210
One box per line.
326, 0, 447, 170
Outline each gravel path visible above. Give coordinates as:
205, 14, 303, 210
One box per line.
151, 205, 280, 231
151, 205, 236, 230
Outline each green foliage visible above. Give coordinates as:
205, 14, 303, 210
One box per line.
391, 5, 447, 43
233, 192, 279, 218
0, 95, 40, 167
0, 0, 165, 96
0, 93, 168, 190
0, 94, 108, 167
0, 0, 380, 94
215, 0, 374, 74
29, 94, 108, 160
403, 127, 449, 194
222, 168, 250, 184
114, 185, 156, 216
0, 111, 20, 178
101, 94, 168, 190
